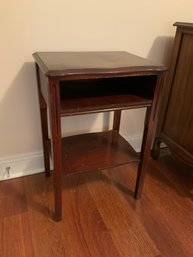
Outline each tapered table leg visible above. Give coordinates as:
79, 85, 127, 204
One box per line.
135, 74, 165, 199
113, 110, 121, 132
48, 79, 63, 221
135, 107, 152, 199
35, 64, 50, 177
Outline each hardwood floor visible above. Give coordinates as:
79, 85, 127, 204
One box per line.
0, 150, 193, 257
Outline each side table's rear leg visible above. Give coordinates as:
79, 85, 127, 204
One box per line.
113, 110, 121, 132
35, 64, 50, 177
39, 99, 51, 177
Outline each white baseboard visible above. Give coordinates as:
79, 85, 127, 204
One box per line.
0, 151, 44, 181
124, 134, 142, 153
0, 134, 143, 181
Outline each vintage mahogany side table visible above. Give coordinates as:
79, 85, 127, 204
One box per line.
33, 51, 166, 221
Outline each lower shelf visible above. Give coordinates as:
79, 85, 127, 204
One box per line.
61, 130, 139, 175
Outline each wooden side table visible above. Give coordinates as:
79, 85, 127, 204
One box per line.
33, 51, 166, 221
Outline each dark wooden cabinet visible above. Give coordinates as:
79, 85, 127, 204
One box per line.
33, 51, 166, 221
152, 22, 193, 165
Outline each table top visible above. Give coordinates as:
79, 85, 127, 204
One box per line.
33, 51, 166, 78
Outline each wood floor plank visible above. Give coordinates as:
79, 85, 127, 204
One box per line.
23, 174, 66, 257
108, 160, 193, 257
0, 213, 34, 257
85, 170, 161, 257
146, 158, 193, 257
0, 179, 27, 218
60, 174, 122, 257
23, 173, 122, 257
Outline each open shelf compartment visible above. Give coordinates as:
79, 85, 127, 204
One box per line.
59, 75, 157, 116
61, 130, 139, 175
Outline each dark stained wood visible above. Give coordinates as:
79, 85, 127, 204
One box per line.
152, 22, 193, 166
33, 51, 166, 220
60, 94, 152, 116
135, 73, 165, 198
48, 79, 63, 221
35, 64, 50, 177
1, 151, 193, 257
58, 75, 157, 116
174, 21, 193, 29
33, 51, 166, 78
113, 110, 122, 132
61, 131, 139, 175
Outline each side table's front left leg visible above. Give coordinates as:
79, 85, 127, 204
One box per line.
48, 79, 63, 221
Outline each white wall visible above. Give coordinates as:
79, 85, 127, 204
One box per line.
1, 0, 193, 177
